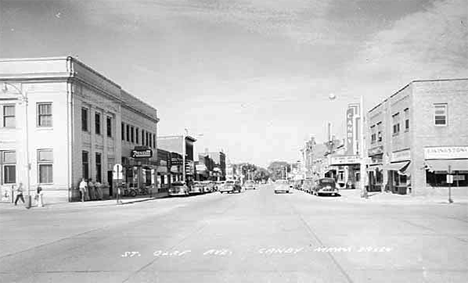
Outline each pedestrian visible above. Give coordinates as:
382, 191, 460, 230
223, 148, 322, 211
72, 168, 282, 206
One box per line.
95, 180, 103, 200
14, 183, 25, 205
88, 179, 96, 200
79, 178, 88, 202
35, 186, 44, 207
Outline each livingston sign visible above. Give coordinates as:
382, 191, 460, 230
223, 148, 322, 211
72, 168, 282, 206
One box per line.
425, 146, 468, 160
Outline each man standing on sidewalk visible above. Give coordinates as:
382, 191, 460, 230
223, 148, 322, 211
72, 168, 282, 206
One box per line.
79, 178, 88, 202
14, 183, 25, 205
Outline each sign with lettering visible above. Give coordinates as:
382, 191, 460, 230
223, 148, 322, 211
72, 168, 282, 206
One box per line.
131, 148, 153, 158
330, 155, 361, 165
345, 107, 355, 155
424, 147, 468, 160
391, 149, 411, 162
368, 146, 384, 156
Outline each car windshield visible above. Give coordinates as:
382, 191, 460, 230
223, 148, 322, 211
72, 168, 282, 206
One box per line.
319, 179, 335, 184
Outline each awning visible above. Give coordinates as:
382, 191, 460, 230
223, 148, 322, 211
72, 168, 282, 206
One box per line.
425, 159, 468, 172
384, 161, 410, 172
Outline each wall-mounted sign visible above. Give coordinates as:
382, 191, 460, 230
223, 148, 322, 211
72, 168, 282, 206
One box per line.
345, 107, 355, 155
368, 146, 384, 156
330, 155, 361, 165
391, 149, 411, 162
171, 158, 183, 165
425, 146, 468, 160
131, 148, 153, 158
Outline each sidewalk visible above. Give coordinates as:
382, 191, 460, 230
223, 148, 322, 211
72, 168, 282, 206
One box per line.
338, 189, 468, 205
0, 192, 169, 211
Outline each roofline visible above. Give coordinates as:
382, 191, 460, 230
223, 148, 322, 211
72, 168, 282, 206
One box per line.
368, 78, 468, 113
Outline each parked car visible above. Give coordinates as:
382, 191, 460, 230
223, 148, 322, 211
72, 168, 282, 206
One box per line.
168, 181, 190, 196
190, 181, 204, 194
302, 179, 315, 194
201, 180, 215, 193
219, 180, 235, 193
274, 179, 291, 194
312, 178, 339, 196
244, 180, 256, 190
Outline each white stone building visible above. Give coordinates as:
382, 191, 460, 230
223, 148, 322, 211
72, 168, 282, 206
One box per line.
0, 57, 159, 203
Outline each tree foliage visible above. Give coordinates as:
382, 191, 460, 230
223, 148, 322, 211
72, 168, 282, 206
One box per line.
267, 161, 292, 181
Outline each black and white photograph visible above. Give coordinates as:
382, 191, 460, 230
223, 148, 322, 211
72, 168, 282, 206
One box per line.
0, 0, 467, 282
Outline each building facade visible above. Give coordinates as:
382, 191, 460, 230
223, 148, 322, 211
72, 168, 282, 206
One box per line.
157, 135, 197, 184
367, 79, 468, 196
0, 57, 159, 203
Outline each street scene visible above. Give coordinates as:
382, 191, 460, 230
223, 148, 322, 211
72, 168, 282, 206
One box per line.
2, 185, 467, 283
1, 0, 468, 282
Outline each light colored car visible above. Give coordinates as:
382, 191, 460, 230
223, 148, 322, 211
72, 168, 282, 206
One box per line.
201, 180, 215, 193
244, 180, 256, 190
168, 181, 190, 196
274, 179, 291, 194
190, 182, 204, 194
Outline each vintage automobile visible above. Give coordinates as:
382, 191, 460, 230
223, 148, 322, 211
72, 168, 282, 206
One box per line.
168, 181, 190, 196
201, 180, 215, 193
302, 179, 315, 194
312, 178, 339, 196
244, 180, 256, 190
274, 179, 291, 194
219, 180, 242, 193
190, 181, 204, 195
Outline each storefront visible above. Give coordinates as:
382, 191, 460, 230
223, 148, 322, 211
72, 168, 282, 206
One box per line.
170, 152, 183, 183
384, 149, 411, 195
329, 155, 361, 189
424, 146, 468, 187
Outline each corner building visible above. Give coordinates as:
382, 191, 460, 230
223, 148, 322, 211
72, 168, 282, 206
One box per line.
367, 79, 468, 196
0, 57, 159, 203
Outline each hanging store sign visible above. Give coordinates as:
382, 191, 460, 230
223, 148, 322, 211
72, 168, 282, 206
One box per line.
131, 148, 153, 158
424, 146, 468, 160
345, 107, 355, 155
391, 149, 411, 162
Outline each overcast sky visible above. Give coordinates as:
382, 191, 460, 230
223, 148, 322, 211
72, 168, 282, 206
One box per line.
1, 0, 467, 167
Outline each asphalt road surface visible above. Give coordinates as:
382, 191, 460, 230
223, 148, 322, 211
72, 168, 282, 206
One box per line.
1, 184, 467, 283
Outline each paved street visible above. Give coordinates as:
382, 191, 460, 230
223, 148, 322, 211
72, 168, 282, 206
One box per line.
1, 184, 468, 283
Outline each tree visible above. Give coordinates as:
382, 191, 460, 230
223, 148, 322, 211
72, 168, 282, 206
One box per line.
267, 161, 292, 181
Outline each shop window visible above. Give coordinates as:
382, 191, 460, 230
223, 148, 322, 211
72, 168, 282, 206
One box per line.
38, 149, 53, 183
3, 105, 16, 128
81, 107, 89, 132
82, 151, 89, 180
106, 116, 112, 137
1, 151, 16, 184
434, 104, 447, 126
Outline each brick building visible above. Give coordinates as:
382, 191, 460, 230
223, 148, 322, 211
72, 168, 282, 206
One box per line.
367, 79, 468, 196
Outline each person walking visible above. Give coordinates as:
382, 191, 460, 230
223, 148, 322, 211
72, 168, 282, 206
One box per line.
95, 181, 103, 200
35, 186, 44, 207
14, 183, 25, 205
79, 178, 88, 202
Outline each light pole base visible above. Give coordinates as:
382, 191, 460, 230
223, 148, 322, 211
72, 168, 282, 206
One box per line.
24, 195, 32, 209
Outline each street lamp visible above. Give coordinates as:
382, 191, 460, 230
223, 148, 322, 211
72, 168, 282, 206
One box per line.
2, 82, 32, 207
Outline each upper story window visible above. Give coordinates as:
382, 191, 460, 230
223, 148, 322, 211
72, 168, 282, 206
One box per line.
404, 108, 410, 131
392, 112, 400, 136
377, 122, 382, 142
121, 123, 125, 141
136, 128, 139, 144
153, 134, 156, 148
142, 130, 145, 146
81, 107, 89, 132
95, 112, 101, 135
130, 126, 134, 143
434, 104, 447, 126
106, 116, 112, 137
3, 105, 15, 128
126, 124, 130, 142
37, 103, 52, 127
370, 125, 376, 144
